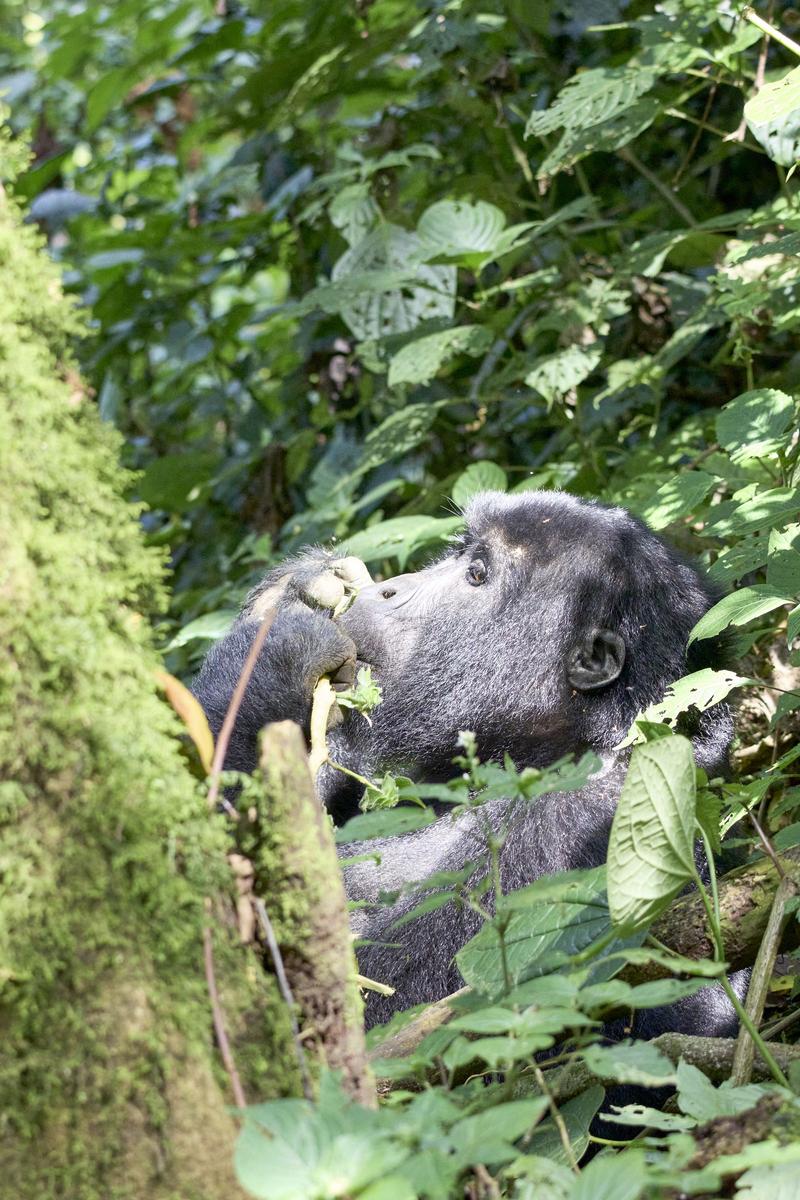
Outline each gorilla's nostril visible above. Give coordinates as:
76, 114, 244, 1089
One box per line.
381, 587, 396, 600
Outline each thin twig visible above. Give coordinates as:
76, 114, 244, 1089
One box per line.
618, 145, 698, 227
203, 923, 247, 1109
747, 808, 787, 879
532, 1064, 579, 1174
743, 5, 800, 59
254, 896, 314, 1101
207, 610, 276, 817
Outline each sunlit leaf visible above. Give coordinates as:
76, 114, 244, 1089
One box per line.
607, 736, 696, 934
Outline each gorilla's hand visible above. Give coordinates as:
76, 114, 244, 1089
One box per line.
244, 552, 373, 621
192, 606, 357, 773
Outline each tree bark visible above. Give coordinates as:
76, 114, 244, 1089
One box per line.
0, 141, 281, 1199
237, 721, 373, 1105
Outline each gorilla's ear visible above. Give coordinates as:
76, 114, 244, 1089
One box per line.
567, 628, 625, 692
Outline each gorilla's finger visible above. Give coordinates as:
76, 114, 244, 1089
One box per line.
302, 571, 346, 610
330, 656, 356, 688
332, 557, 373, 589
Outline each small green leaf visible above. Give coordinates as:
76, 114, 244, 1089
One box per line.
706, 488, 800, 538
689, 587, 789, 644
336, 806, 436, 844
716, 389, 794, 463
569, 1148, 648, 1200
526, 67, 657, 138
452, 461, 508, 508
607, 736, 697, 934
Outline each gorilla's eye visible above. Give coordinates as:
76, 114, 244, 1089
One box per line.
466, 558, 487, 586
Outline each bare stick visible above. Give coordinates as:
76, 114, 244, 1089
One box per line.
731, 871, 799, 1086
254, 896, 314, 1101
203, 924, 247, 1110
207, 610, 276, 816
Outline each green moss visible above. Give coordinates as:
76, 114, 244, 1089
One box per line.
0, 133, 283, 1197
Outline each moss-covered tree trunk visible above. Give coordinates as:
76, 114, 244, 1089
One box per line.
0, 135, 288, 1199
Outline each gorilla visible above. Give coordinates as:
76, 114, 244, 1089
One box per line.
193, 489, 736, 1034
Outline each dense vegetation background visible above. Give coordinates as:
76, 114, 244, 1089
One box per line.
2, 0, 800, 1196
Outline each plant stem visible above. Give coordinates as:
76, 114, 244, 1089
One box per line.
743, 6, 800, 59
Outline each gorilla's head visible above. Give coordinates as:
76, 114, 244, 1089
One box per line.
332, 490, 730, 792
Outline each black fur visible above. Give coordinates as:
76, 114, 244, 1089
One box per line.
193, 490, 739, 1033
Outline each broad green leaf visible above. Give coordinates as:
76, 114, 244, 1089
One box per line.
789, 603, 800, 645
358, 403, 445, 474
637, 471, 716, 531
452, 461, 508, 508
737, 1161, 800, 1200
456, 867, 610, 994
569, 1149, 648, 1200
607, 736, 696, 934
387, 325, 491, 387
524, 1086, 604, 1167
417, 199, 511, 266
138, 451, 218, 512
688, 586, 789, 643
767, 525, 800, 596
341, 515, 463, 569
716, 389, 794, 463
708, 539, 770, 586
618, 668, 751, 748
525, 345, 602, 404
332, 225, 455, 340
504, 1155, 573, 1200
526, 67, 658, 138
676, 1062, 768, 1121
705, 489, 800, 538
167, 610, 237, 649
581, 1040, 677, 1087
745, 66, 800, 165
538, 98, 659, 178
447, 1099, 549, 1168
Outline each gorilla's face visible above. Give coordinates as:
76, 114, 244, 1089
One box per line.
337, 491, 641, 779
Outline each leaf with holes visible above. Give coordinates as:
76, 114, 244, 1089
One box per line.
689, 586, 790, 643
525, 344, 602, 405
387, 325, 491, 387
332, 225, 455, 341
618, 668, 751, 748
607, 736, 697, 934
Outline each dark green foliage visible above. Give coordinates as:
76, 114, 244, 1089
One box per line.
4, 1, 800, 1195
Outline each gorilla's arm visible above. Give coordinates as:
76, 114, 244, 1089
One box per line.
344, 769, 624, 1024
192, 551, 357, 774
